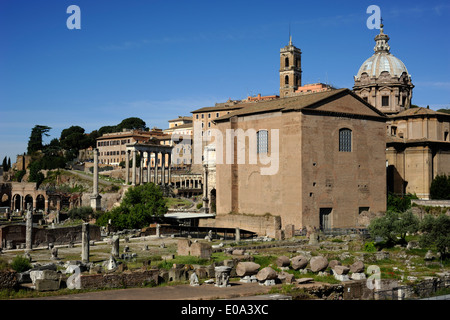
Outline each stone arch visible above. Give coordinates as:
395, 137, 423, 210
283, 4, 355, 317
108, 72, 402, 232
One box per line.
24, 194, 33, 211
36, 194, 46, 211
12, 194, 22, 212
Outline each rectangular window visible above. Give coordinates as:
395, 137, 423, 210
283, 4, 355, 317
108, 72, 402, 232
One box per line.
257, 130, 268, 154
382, 96, 389, 107
339, 128, 352, 152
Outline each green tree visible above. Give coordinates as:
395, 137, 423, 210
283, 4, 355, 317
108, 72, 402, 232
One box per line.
27, 125, 51, 154
420, 214, 450, 259
368, 210, 420, 246
117, 117, 147, 131
430, 174, 450, 200
60, 125, 91, 151
28, 161, 45, 186
2, 156, 7, 170
97, 183, 167, 229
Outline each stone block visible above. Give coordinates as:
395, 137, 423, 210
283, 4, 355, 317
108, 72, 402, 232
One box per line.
35, 279, 60, 291
190, 242, 212, 259
284, 224, 295, 238
177, 239, 192, 256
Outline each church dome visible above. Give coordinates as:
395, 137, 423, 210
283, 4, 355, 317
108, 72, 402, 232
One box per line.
356, 52, 409, 80
355, 24, 410, 80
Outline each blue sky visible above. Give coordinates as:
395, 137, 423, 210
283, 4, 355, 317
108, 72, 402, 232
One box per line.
1, 0, 449, 161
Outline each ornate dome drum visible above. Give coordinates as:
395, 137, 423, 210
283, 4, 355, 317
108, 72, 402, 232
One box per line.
353, 24, 414, 114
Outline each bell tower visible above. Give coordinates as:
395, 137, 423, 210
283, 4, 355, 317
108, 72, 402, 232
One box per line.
280, 36, 302, 98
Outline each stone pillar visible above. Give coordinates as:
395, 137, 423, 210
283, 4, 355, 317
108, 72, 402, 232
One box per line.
25, 205, 33, 251
147, 154, 151, 184
155, 153, 159, 185
111, 235, 119, 257
156, 224, 160, 238
44, 198, 49, 214
90, 148, 102, 211
139, 153, 144, 185
125, 150, 130, 185
81, 223, 90, 263
235, 228, 241, 242
167, 153, 172, 185
132, 149, 137, 186
162, 153, 166, 185
202, 165, 209, 212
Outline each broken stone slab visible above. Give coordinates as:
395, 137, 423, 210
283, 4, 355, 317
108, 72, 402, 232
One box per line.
291, 255, 308, 270
277, 271, 295, 284
332, 265, 350, 275
259, 279, 276, 286
310, 256, 328, 272
30, 270, 60, 285
232, 249, 245, 255
333, 274, 350, 282
350, 261, 365, 273
236, 262, 260, 277
296, 277, 314, 284
276, 256, 291, 268
350, 273, 366, 280
256, 267, 277, 282
240, 275, 258, 283
328, 260, 342, 270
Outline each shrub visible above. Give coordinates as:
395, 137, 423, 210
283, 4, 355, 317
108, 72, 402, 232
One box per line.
420, 214, 450, 259
387, 193, 418, 213
368, 210, 419, 246
364, 241, 377, 252
67, 206, 94, 220
10, 255, 31, 273
430, 174, 450, 200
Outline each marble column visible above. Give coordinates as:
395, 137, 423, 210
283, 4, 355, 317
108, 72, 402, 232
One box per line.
125, 150, 130, 185
155, 152, 159, 185
139, 152, 144, 185
25, 205, 33, 251
81, 223, 90, 263
90, 148, 102, 211
132, 149, 137, 186
162, 153, 166, 185
147, 154, 151, 184
202, 165, 209, 212
167, 153, 172, 185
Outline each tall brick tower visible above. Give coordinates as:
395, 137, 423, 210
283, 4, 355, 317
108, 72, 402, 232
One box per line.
280, 36, 302, 98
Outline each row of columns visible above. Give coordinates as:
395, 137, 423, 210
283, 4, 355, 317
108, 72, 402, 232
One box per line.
12, 194, 52, 213
177, 176, 202, 189
125, 149, 172, 186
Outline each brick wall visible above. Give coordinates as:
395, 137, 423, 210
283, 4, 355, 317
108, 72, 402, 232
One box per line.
79, 269, 159, 289
0, 224, 101, 248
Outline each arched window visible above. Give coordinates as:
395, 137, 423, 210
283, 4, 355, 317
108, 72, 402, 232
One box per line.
339, 128, 352, 152
285, 75, 289, 85
257, 130, 268, 154
285, 57, 289, 68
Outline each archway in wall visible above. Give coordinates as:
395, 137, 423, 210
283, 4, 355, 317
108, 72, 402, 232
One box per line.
12, 194, 22, 212
24, 194, 33, 211
36, 194, 45, 211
